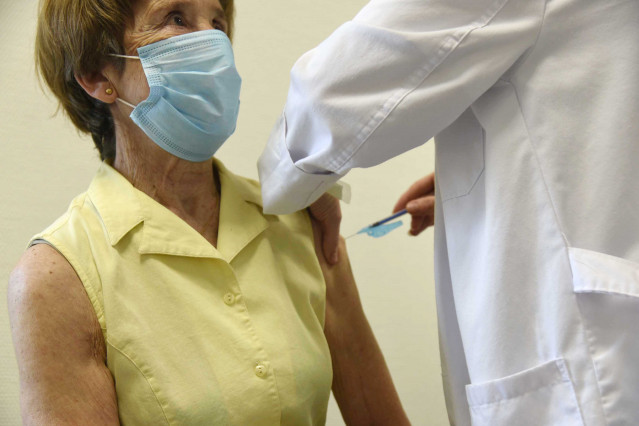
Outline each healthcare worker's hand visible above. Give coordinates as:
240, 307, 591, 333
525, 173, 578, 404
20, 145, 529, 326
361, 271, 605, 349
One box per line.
393, 173, 436, 236
309, 193, 342, 265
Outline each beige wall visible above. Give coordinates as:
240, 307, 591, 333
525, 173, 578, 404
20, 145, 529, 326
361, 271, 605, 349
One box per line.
0, 1, 447, 424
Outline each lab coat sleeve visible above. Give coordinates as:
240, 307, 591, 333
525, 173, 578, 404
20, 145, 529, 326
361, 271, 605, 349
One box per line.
258, 0, 545, 214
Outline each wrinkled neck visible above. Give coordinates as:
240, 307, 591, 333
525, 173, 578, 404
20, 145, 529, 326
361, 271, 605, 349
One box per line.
113, 126, 221, 246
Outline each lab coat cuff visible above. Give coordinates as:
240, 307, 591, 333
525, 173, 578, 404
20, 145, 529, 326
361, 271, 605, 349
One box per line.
258, 114, 343, 214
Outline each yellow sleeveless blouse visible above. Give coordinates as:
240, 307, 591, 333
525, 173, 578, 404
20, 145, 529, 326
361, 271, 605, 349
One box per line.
30, 160, 332, 425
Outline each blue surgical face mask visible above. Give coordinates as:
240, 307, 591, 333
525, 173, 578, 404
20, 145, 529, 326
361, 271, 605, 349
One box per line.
111, 30, 241, 162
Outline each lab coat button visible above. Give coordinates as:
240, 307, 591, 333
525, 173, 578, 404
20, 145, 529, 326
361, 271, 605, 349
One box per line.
223, 293, 235, 305
254, 364, 267, 378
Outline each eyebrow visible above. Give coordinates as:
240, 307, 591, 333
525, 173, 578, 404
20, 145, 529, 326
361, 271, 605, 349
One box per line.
146, 0, 227, 21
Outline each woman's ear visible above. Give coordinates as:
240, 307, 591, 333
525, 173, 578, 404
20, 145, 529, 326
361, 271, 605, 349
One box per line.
75, 71, 116, 104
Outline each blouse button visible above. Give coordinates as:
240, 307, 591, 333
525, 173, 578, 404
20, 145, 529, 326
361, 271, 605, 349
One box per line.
223, 293, 235, 305
254, 363, 267, 378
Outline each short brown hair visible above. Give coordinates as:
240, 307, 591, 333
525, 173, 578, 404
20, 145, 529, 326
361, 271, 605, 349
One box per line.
35, 0, 236, 161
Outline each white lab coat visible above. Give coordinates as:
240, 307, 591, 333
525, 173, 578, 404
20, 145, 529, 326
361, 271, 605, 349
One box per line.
258, 0, 639, 425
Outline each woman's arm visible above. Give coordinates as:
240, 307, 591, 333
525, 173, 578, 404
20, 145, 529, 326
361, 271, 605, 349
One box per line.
312, 222, 410, 425
8, 244, 120, 425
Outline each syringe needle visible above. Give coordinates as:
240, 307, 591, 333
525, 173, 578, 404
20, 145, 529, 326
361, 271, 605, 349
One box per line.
345, 209, 409, 240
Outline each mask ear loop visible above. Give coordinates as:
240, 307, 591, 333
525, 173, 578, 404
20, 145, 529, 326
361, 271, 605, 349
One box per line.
115, 97, 137, 109
110, 53, 140, 60
108, 53, 142, 109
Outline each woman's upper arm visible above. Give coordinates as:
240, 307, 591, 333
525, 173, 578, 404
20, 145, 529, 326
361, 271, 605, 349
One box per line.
311, 220, 410, 425
8, 244, 119, 425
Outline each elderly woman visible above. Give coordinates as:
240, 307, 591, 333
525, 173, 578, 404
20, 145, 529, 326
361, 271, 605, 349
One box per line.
7, 0, 410, 424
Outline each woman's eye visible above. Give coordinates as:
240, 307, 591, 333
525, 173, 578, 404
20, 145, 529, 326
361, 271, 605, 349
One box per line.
169, 13, 186, 27
213, 19, 226, 33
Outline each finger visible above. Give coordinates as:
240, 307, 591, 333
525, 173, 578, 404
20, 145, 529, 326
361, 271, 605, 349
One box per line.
321, 217, 341, 265
393, 173, 435, 213
310, 217, 327, 265
425, 214, 435, 229
410, 215, 427, 236
406, 195, 435, 217
308, 194, 342, 265
409, 213, 435, 236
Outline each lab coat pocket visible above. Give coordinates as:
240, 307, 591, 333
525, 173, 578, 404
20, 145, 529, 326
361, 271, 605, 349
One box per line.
569, 247, 639, 424
436, 108, 485, 202
465, 359, 584, 426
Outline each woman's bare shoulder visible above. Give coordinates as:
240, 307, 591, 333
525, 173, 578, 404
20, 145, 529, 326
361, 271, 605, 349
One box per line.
8, 243, 105, 357
8, 244, 118, 423
9, 244, 92, 320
